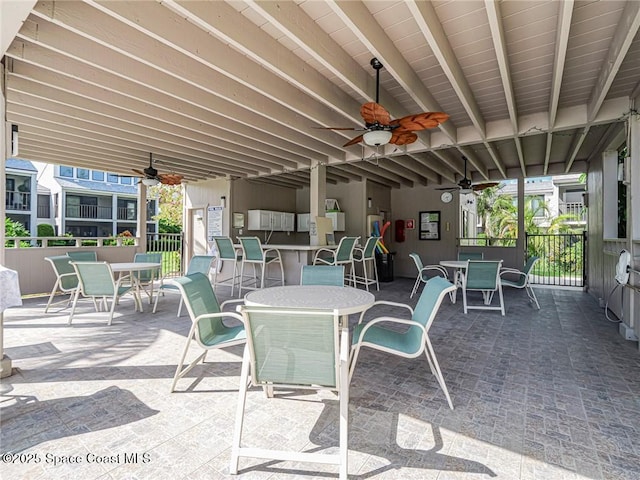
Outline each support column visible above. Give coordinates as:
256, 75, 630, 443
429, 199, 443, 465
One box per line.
309, 161, 326, 246
137, 183, 148, 252
627, 105, 639, 345
517, 177, 525, 267
1, 63, 12, 378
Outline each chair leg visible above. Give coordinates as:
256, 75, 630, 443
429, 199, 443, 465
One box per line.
45, 280, 60, 313
338, 328, 349, 480
410, 275, 422, 299
171, 323, 198, 392
177, 297, 184, 317
279, 261, 284, 287
372, 258, 379, 291
153, 290, 160, 313
68, 289, 81, 325
229, 346, 251, 474
348, 344, 363, 383
527, 284, 540, 309
362, 259, 369, 292
423, 336, 454, 410
107, 295, 118, 326
462, 285, 468, 314
498, 285, 505, 316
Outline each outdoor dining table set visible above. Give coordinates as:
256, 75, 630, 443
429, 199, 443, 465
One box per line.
44, 252, 162, 325
163, 267, 456, 480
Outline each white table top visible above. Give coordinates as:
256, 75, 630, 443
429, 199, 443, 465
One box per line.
0, 265, 22, 312
110, 262, 161, 272
439, 260, 468, 269
245, 285, 374, 316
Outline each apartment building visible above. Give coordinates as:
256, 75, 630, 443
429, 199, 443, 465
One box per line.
495, 174, 587, 229
5, 159, 41, 236
6, 161, 158, 237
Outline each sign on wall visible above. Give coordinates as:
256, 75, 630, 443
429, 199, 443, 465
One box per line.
207, 205, 223, 241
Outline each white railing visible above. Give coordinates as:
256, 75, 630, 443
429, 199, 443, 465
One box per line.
558, 201, 586, 221
4, 236, 139, 248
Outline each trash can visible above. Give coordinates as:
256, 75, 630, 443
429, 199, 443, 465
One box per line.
375, 252, 395, 282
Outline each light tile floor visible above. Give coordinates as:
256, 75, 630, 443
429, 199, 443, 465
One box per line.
1, 278, 639, 479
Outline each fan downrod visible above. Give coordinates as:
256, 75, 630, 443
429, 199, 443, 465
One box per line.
370, 58, 383, 104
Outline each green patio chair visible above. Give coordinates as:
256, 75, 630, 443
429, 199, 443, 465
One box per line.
211, 236, 243, 296
300, 265, 345, 286
67, 251, 98, 261
152, 255, 214, 316
349, 276, 456, 410
455, 251, 483, 289
500, 256, 540, 309
237, 236, 284, 296
168, 273, 245, 392
133, 252, 162, 304
460, 260, 505, 315
44, 255, 79, 312
409, 252, 449, 299
68, 261, 141, 326
353, 236, 380, 291
312, 235, 360, 286
230, 305, 348, 479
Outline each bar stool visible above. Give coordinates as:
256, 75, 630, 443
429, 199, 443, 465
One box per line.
312, 236, 360, 286
238, 236, 284, 296
211, 236, 243, 296
352, 236, 380, 291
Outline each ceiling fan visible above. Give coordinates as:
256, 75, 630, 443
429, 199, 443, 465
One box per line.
132, 153, 183, 186
436, 156, 499, 194
318, 58, 449, 147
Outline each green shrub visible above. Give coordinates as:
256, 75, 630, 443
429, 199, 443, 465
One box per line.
37, 223, 55, 237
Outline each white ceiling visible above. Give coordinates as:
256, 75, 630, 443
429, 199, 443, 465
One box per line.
3, 0, 640, 189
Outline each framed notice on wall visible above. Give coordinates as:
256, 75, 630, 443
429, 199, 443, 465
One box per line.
207, 206, 223, 241
419, 211, 441, 240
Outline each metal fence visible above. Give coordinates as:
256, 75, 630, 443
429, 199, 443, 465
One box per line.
146, 232, 183, 278
526, 233, 585, 287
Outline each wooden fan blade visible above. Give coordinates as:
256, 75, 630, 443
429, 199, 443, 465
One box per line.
389, 131, 418, 146
343, 134, 364, 147
360, 102, 391, 126
394, 112, 449, 132
132, 169, 146, 176
472, 182, 500, 191
158, 173, 183, 185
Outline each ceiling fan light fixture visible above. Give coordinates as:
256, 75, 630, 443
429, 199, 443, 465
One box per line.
363, 129, 392, 146
141, 177, 160, 186
459, 188, 473, 195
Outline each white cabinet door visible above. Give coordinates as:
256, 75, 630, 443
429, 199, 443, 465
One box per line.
271, 212, 284, 231
297, 213, 310, 232
283, 213, 295, 232
248, 209, 296, 231
248, 210, 273, 230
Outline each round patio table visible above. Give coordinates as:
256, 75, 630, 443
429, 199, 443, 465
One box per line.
244, 285, 375, 327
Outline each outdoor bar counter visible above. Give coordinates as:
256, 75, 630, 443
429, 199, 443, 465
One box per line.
262, 244, 337, 285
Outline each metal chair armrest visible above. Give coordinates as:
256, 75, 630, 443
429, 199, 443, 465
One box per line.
313, 248, 335, 264
421, 265, 448, 279
194, 311, 244, 325
356, 316, 426, 339
221, 298, 244, 311
357, 300, 413, 324
500, 269, 526, 280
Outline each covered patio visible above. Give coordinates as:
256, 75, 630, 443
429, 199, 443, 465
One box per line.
2, 280, 639, 479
